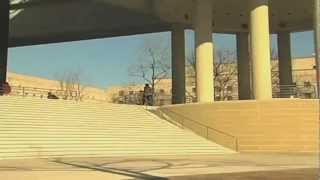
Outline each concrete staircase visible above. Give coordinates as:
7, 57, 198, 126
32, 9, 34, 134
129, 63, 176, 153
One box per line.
0, 96, 233, 159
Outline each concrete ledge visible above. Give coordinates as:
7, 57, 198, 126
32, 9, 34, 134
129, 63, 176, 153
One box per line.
159, 99, 319, 153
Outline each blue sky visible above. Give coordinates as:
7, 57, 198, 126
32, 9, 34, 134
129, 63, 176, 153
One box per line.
8, 31, 315, 88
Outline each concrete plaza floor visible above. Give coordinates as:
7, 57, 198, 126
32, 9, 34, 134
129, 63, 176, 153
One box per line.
0, 153, 318, 180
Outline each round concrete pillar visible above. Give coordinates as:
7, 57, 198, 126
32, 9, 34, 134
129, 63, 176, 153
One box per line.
0, 0, 9, 85
278, 32, 293, 97
314, 0, 320, 98
194, 0, 215, 103
171, 25, 186, 104
237, 32, 251, 100
250, 0, 273, 100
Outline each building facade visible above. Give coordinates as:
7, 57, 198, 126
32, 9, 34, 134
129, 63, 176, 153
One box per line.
111, 57, 317, 105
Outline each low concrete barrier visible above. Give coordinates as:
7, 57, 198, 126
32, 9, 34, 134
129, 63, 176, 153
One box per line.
159, 99, 319, 153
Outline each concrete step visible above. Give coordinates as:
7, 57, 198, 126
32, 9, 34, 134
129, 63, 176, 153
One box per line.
0, 96, 234, 159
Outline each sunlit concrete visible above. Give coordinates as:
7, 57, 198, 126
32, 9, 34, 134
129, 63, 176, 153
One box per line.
159, 99, 319, 152
0, 154, 317, 180
171, 25, 186, 104
194, 0, 215, 103
250, 0, 272, 100
0, 96, 232, 159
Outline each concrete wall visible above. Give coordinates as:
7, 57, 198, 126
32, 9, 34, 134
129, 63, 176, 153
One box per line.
159, 99, 319, 153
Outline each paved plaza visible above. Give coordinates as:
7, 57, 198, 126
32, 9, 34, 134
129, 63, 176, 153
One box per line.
0, 153, 317, 180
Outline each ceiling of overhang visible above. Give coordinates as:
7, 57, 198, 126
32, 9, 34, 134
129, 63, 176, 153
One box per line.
9, 0, 314, 47
9, 0, 171, 47
96, 0, 314, 32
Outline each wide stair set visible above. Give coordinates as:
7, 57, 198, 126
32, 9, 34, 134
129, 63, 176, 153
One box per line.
0, 96, 233, 159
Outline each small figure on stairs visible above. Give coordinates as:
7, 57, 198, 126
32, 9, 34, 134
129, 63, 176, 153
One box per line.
143, 84, 153, 106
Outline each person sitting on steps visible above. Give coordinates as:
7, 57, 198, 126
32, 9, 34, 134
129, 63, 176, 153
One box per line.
47, 92, 59, 99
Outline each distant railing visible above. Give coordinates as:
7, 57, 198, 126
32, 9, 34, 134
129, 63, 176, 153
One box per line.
272, 84, 317, 99
158, 108, 239, 151
115, 84, 317, 106
114, 93, 196, 106
6, 84, 313, 104
0, 86, 79, 100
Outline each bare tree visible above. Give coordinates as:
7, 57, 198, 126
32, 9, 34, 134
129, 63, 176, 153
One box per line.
270, 48, 278, 60
129, 39, 171, 97
186, 49, 237, 101
56, 70, 86, 101
185, 51, 197, 100
186, 48, 282, 100
186, 51, 196, 73
214, 50, 238, 100
270, 48, 280, 87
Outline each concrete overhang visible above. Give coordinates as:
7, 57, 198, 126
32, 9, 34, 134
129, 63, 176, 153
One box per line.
9, 0, 314, 47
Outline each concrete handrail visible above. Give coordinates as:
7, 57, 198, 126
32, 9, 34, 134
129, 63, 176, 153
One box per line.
158, 108, 239, 151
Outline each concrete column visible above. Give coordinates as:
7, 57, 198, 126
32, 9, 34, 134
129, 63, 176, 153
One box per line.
194, 0, 214, 103
171, 25, 186, 104
0, 0, 9, 85
278, 32, 293, 97
249, 0, 273, 100
236, 32, 251, 100
314, 0, 320, 98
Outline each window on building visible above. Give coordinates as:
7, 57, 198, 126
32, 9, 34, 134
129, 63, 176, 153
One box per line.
119, 90, 125, 96
215, 86, 221, 93
192, 87, 196, 93
159, 89, 165, 94
304, 93, 312, 99
304, 81, 312, 87
159, 99, 165, 106
227, 86, 233, 92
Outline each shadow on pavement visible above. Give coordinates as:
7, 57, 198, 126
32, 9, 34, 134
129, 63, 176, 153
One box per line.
53, 159, 168, 180
169, 168, 319, 180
